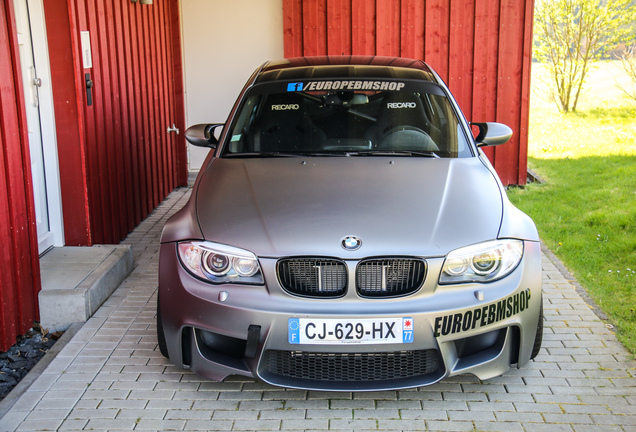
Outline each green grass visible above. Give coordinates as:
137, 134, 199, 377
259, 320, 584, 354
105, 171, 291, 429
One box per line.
507, 61, 636, 354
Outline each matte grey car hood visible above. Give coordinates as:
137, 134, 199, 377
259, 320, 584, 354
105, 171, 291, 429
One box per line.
195, 157, 503, 258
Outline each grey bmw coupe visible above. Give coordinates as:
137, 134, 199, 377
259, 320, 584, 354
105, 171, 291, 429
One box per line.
158, 56, 543, 391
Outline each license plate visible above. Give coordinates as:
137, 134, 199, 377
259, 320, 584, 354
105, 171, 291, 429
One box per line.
288, 317, 414, 345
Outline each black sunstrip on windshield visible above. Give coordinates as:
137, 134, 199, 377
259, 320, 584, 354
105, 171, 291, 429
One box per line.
222, 80, 472, 159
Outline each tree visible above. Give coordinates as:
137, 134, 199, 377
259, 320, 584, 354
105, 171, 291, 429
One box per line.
617, 45, 636, 100
534, 0, 636, 113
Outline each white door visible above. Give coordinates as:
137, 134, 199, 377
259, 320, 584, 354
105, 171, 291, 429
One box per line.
13, 0, 64, 254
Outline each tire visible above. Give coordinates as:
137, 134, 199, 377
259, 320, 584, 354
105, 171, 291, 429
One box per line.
156, 297, 169, 359
530, 295, 543, 360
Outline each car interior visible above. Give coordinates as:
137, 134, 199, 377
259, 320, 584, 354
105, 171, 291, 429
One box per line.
225, 87, 469, 158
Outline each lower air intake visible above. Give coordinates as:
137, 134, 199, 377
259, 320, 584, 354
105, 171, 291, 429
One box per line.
262, 349, 441, 384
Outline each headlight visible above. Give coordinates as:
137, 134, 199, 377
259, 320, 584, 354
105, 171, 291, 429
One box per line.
177, 241, 264, 284
439, 239, 523, 284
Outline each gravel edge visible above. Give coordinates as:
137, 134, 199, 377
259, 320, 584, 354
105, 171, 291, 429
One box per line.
0, 322, 83, 419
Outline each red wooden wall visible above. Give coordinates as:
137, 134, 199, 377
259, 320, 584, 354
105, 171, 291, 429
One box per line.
44, 0, 187, 245
0, 0, 185, 350
283, 0, 534, 185
0, 1, 42, 351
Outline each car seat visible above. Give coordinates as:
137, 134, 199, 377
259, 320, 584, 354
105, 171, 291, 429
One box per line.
364, 93, 437, 151
253, 93, 326, 153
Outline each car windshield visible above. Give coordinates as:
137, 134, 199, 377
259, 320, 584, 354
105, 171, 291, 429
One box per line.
222, 80, 472, 158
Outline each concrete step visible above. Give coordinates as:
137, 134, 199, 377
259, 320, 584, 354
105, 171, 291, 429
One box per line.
38, 245, 134, 332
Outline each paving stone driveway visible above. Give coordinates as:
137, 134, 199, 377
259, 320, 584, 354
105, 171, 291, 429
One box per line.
1, 188, 635, 432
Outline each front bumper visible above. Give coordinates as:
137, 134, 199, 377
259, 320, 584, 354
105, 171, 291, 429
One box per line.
158, 241, 542, 391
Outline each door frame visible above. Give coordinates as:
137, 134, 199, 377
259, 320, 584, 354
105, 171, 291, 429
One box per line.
17, 0, 64, 252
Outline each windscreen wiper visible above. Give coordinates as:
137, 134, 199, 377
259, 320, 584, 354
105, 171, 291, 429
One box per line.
224, 152, 305, 158
347, 150, 440, 158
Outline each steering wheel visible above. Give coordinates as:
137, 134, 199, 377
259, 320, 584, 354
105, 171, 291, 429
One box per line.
377, 126, 439, 151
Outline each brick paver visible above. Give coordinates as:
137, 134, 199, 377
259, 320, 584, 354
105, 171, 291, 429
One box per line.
1, 187, 634, 431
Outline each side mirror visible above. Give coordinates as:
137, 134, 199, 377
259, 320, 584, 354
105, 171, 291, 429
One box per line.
471, 122, 513, 147
185, 123, 224, 148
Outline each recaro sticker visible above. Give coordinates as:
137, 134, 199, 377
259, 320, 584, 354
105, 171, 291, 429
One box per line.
271, 104, 300, 110
387, 102, 417, 109
433, 288, 532, 337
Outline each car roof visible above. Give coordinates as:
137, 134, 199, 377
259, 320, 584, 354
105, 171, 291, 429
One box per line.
254, 56, 438, 85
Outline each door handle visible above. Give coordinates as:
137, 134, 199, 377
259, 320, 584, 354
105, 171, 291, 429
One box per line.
30, 67, 40, 107
85, 73, 93, 106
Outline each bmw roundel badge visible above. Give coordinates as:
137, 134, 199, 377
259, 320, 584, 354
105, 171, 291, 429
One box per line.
342, 236, 362, 251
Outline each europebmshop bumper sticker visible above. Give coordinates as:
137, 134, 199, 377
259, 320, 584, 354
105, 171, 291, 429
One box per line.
433, 289, 532, 337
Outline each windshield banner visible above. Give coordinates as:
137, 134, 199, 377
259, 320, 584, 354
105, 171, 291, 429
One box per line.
288, 81, 406, 92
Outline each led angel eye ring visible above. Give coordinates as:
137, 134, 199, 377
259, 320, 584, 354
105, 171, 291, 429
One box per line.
233, 257, 258, 277
471, 252, 499, 275
203, 252, 231, 276
444, 256, 469, 276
